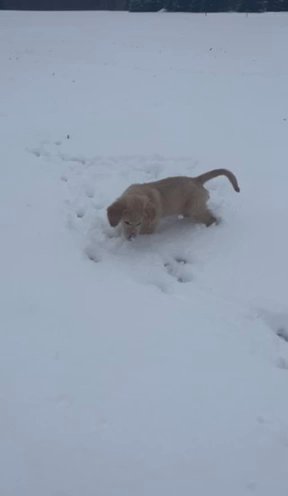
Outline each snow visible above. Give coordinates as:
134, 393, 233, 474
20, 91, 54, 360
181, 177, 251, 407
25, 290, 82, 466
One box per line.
1, 10, 288, 496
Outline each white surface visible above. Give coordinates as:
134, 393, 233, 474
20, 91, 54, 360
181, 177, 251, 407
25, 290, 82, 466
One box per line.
1, 11, 288, 496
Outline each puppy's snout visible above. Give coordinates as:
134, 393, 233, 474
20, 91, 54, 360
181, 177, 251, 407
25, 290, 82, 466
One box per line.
128, 233, 136, 241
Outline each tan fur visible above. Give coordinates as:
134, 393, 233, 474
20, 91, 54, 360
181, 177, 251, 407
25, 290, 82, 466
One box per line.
107, 168, 240, 240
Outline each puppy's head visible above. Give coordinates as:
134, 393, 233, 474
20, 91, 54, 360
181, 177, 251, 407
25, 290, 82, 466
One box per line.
107, 195, 153, 240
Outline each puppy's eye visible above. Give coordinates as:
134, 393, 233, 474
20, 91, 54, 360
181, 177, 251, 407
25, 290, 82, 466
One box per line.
124, 221, 131, 225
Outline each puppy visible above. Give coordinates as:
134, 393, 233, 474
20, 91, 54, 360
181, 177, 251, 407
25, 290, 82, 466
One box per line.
107, 168, 240, 240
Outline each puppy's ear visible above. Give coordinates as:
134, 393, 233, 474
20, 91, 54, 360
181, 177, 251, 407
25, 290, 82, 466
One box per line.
107, 199, 125, 227
144, 200, 157, 223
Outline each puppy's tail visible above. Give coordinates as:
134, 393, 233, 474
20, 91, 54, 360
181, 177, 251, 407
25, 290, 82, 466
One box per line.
195, 168, 240, 192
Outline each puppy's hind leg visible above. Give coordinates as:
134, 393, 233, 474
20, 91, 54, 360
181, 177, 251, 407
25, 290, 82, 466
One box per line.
198, 209, 218, 227
183, 186, 218, 227
186, 206, 218, 227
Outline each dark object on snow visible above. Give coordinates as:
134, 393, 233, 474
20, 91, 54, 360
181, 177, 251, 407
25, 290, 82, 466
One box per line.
276, 328, 288, 343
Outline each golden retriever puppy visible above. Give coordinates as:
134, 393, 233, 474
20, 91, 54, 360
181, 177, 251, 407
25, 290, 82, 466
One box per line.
107, 168, 240, 240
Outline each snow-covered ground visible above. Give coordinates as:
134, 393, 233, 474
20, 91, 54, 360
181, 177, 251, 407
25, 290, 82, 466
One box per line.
1, 10, 288, 495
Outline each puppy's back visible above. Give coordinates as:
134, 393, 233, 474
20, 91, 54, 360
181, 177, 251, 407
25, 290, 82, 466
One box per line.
145, 177, 202, 216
